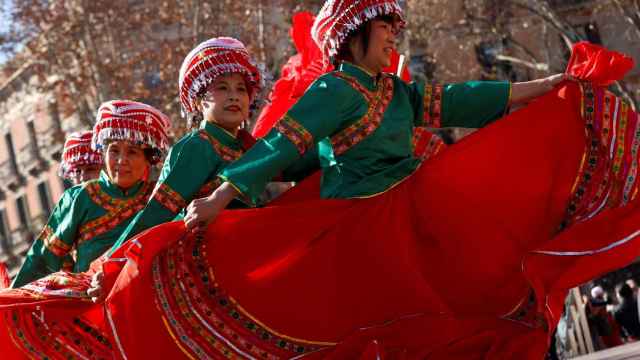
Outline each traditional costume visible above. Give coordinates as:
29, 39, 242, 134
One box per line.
11, 100, 171, 288
57, 130, 103, 182
1, 2, 640, 360
109, 37, 262, 254
94, 3, 640, 358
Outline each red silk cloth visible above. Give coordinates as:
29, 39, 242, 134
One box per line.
566, 41, 634, 86
0, 43, 638, 359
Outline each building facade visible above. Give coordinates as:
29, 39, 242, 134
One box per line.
0, 61, 86, 276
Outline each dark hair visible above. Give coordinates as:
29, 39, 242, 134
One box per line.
332, 14, 399, 67
143, 147, 162, 165
618, 283, 634, 299
187, 110, 203, 130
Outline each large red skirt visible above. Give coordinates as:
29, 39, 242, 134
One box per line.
1, 47, 639, 359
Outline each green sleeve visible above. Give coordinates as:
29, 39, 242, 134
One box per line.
11, 187, 83, 288
408, 80, 511, 129
109, 135, 221, 253
221, 74, 355, 204
281, 144, 320, 182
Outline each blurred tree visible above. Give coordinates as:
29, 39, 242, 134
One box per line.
0, 0, 324, 137
406, 0, 638, 107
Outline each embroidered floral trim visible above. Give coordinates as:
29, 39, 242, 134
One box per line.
152, 234, 332, 360
194, 178, 223, 199
330, 72, 395, 156
152, 182, 187, 214
332, 72, 375, 103
423, 83, 443, 128
79, 181, 154, 244
198, 130, 244, 162
39, 226, 72, 258
412, 127, 446, 161
561, 84, 640, 229
622, 105, 640, 205
4, 309, 112, 359
274, 114, 315, 155
84, 180, 152, 212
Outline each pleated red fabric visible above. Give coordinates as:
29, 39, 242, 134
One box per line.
0, 43, 638, 360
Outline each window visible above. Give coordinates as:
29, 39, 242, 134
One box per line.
0, 209, 10, 251
37, 181, 53, 219
4, 133, 17, 168
15, 195, 30, 229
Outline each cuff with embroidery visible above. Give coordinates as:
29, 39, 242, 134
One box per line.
423, 83, 443, 128
41, 226, 72, 258
274, 114, 314, 155
152, 182, 187, 214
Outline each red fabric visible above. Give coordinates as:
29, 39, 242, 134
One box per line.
253, 12, 332, 138
566, 41, 634, 85
0, 43, 638, 359
0, 262, 9, 289
384, 49, 411, 81
601, 313, 624, 348
85, 82, 637, 359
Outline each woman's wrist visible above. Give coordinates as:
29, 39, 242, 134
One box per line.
511, 73, 565, 105
209, 182, 240, 204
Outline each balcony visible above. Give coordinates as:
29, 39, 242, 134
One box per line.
10, 226, 34, 256
38, 125, 65, 162
39, 100, 66, 162
0, 159, 25, 192
17, 143, 48, 177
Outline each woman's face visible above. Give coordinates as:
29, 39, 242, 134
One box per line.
199, 73, 250, 134
352, 18, 400, 74
104, 140, 149, 189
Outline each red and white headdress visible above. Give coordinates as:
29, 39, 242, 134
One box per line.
311, 0, 405, 61
179, 37, 263, 115
92, 100, 172, 164
58, 130, 103, 179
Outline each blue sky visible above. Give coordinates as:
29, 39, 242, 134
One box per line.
0, 0, 15, 64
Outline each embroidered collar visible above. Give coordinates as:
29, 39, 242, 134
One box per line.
338, 62, 382, 91
98, 170, 145, 198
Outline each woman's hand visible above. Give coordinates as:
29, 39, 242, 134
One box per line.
184, 182, 240, 232
511, 73, 576, 105
86, 271, 104, 303
540, 73, 567, 92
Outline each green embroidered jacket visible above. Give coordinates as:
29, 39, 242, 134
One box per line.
221, 62, 511, 204
108, 121, 252, 254
11, 171, 154, 288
